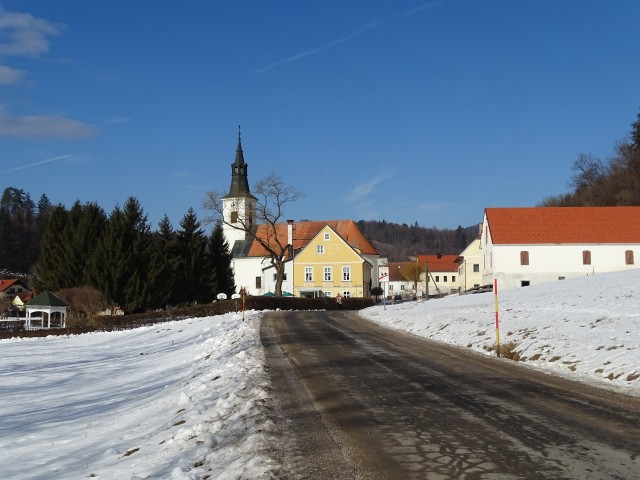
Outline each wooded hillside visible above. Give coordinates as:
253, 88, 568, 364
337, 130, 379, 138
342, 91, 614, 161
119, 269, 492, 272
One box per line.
356, 220, 479, 261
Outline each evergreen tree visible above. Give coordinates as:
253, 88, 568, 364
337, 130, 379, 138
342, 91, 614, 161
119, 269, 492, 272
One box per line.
122, 197, 152, 311
89, 198, 151, 312
34, 202, 107, 292
175, 208, 211, 305
147, 214, 179, 309
34, 205, 70, 292
207, 221, 236, 296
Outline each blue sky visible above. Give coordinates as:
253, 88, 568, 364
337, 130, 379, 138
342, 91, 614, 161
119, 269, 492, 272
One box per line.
1, 1, 639, 231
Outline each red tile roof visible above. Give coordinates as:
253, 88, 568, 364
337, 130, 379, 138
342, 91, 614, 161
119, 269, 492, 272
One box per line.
485, 207, 640, 245
416, 255, 459, 272
247, 220, 379, 257
388, 262, 414, 281
0, 279, 19, 292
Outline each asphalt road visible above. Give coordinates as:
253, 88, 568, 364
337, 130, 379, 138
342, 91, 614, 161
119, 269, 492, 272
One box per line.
261, 310, 640, 480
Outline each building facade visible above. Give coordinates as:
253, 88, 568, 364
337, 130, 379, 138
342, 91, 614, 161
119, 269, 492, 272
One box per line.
481, 207, 640, 290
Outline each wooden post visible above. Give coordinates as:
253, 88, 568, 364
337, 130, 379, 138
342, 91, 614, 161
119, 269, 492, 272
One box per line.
494, 278, 500, 357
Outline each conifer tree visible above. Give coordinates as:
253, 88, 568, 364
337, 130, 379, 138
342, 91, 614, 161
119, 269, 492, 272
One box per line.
175, 208, 211, 305
88, 198, 151, 312
34, 205, 69, 292
207, 221, 236, 297
147, 214, 179, 309
121, 197, 152, 311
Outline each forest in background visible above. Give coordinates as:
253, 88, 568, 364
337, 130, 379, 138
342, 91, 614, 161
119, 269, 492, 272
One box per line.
0, 192, 235, 313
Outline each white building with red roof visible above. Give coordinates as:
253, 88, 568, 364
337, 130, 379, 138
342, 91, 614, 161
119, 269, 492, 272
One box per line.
481, 207, 640, 290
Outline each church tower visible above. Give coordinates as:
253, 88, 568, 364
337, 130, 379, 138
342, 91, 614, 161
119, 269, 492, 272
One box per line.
222, 126, 257, 249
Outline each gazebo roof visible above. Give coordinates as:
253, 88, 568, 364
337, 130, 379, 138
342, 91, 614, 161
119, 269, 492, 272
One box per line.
27, 291, 68, 307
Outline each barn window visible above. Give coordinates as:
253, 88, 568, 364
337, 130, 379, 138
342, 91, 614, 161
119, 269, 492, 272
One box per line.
582, 250, 591, 265
626, 250, 634, 265
520, 251, 529, 265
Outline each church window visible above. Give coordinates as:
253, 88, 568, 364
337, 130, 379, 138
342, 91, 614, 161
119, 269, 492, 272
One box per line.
230, 211, 238, 223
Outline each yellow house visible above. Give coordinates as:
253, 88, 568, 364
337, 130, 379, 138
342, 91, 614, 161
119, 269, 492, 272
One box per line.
293, 225, 374, 298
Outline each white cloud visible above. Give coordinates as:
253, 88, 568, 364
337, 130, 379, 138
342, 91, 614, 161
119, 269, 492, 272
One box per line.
0, 6, 63, 57
346, 172, 391, 201
0, 107, 96, 139
0, 65, 26, 85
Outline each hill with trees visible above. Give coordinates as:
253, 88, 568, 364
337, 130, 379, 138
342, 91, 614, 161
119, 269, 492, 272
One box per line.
356, 220, 479, 261
541, 109, 640, 207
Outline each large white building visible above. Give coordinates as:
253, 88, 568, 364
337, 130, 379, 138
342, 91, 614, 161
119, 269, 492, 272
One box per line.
481, 207, 640, 290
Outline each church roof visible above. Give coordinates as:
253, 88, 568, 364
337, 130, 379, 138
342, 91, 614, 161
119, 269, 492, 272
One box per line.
27, 290, 68, 307
245, 220, 379, 258
223, 126, 256, 199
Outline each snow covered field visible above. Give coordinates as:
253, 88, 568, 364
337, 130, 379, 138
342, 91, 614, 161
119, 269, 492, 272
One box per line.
0, 269, 638, 479
0, 312, 277, 480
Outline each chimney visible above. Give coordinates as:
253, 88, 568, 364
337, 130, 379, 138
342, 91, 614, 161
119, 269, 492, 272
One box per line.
287, 220, 294, 259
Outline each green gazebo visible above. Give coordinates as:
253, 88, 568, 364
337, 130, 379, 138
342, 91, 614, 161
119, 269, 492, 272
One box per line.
26, 291, 68, 330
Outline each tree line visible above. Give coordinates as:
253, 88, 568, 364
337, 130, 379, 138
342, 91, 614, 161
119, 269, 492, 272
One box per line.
542, 109, 640, 207
0, 190, 235, 313
356, 220, 479, 261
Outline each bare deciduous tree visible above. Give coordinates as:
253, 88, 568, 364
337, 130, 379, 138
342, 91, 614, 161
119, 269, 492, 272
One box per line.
203, 173, 303, 297
399, 261, 424, 295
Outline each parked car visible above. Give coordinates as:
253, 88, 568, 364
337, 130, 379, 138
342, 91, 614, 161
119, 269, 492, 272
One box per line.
393, 294, 403, 303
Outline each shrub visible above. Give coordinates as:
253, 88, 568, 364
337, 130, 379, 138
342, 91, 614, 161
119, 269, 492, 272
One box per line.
498, 340, 520, 361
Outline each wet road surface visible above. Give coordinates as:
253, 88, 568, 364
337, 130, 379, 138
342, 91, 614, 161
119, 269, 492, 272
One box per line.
261, 310, 640, 480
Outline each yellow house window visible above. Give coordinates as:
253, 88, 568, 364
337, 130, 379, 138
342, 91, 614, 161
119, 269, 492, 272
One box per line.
342, 266, 351, 281
323, 267, 332, 281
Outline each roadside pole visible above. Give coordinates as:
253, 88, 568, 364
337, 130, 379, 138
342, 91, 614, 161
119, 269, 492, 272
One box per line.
494, 279, 500, 357
379, 266, 389, 311
241, 287, 246, 321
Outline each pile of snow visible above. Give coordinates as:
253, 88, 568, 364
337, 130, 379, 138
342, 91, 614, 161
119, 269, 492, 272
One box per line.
360, 268, 640, 395
0, 311, 276, 480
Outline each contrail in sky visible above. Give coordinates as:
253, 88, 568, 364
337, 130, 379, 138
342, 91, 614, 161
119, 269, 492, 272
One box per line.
1, 154, 70, 174
258, 1, 443, 73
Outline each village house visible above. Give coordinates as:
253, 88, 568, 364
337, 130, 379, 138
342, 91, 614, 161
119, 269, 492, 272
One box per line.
386, 261, 417, 300
0, 278, 30, 299
221, 132, 380, 297
455, 236, 483, 291
481, 207, 640, 290
417, 254, 461, 296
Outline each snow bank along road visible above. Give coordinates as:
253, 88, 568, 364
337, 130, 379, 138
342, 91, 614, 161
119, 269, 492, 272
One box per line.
263, 310, 640, 480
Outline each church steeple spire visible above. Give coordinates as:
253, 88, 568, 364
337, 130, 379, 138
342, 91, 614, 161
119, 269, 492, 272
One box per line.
224, 125, 254, 198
